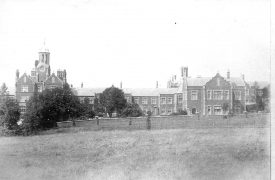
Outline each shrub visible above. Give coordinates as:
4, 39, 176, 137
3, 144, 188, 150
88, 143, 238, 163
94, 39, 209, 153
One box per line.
0, 98, 20, 130
121, 103, 143, 117
171, 109, 188, 116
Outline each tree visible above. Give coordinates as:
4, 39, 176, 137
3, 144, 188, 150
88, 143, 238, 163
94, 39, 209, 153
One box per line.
79, 97, 95, 119
222, 103, 229, 114
101, 86, 127, 117
22, 83, 82, 131
121, 102, 143, 117
0, 83, 8, 96
94, 96, 105, 117
0, 98, 20, 130
22, 84, 42, 134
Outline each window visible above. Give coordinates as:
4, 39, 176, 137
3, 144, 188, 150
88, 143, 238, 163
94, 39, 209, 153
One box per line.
20, 96, 29, 102
234, 90, 241, 100
207, 106, 212, 115
24, 76, 27, 83
49, 85, 57, 89
38, 85, 42, 92
21, 85, 28, 92
89, 97, 94, 104
142, 97, 148, 104
52, 77, 55, 83
191, 91, 198, 100
160, 97, 166, 104
126, 96, 131, 103
161, 108, 166, 114
213, 106, 222, 115
213, 90, 223, 100
224, 90, 229, 100
167, 97, 173, 104
217, 78, 220, 86
151, 97, 157, 105
31, 71, 36, 76
134, 97, 139, 104
20, 106, 26, 113
207, 90, 212, 100
245, 89, 249, 96
167, 108, 173, 114
177, 94, 182, 104
45, 54, 48, 64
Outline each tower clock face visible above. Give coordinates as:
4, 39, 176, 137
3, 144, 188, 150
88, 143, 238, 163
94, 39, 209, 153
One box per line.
39, 65, 45, 72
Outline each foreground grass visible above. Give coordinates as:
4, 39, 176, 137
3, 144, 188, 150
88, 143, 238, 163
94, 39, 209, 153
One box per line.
0, 127, 270, 180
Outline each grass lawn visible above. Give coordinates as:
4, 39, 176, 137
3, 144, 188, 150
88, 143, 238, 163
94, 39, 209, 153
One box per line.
0, 127, 270, 180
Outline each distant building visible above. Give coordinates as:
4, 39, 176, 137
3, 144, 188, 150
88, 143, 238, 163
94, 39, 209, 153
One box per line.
73, 67, 266, 116
15, 42, 67, 113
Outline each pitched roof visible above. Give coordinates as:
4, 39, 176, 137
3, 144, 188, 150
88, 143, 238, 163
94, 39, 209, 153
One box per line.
44, 73, 63, 84
247, 81, 269, 89
187, 77, 211, 86
73, 87, 180, 97
123, 88, 179, 96
227, 77, 245, 87
72, 88, 105, 96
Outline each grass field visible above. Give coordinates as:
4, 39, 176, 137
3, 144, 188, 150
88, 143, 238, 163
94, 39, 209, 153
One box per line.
0, 126, 270, 180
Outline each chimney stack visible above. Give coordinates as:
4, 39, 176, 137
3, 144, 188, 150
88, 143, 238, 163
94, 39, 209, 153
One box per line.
227, 70, 230, 79
16, 69, 19, 80
183, 67, 188, 77
81, 82, 83, 88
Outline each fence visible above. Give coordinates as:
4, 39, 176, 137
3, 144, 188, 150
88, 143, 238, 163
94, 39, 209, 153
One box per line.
56, 113, 270, 131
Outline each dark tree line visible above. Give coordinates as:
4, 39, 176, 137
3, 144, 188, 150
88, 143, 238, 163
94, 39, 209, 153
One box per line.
0, 84, 143, 135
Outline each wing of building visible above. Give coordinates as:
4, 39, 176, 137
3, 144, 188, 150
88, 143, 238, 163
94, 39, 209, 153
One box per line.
15, 43, 67, 113
73, 67, 269, 116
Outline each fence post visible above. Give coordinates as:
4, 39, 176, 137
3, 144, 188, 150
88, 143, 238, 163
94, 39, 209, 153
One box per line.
129, 117, 132, 126
146, 112, 152, 130
97, 117, 99, 126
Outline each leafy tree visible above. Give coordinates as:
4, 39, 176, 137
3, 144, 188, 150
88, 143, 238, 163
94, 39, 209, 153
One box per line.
101, 86, 127, 117
121, 102, 142, 117
232, 92, 244, 114
22, 83, 82, 131
0, 98, 20, 130
94, 96, 105, 117
222, 103, 229, 114
22, 84, 42, 134
0, 83, 8, 96
79, 97, 95, 118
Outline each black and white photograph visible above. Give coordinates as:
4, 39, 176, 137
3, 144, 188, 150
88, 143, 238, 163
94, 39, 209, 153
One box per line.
0, 0, 272, 179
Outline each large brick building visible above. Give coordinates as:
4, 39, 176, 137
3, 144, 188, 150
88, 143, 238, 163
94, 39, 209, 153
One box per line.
14, 45, 267, 116
73, 67, 258, 116
15, 43, 67, 113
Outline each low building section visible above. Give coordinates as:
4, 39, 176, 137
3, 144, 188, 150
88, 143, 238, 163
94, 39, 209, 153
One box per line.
73, 67, 265, 116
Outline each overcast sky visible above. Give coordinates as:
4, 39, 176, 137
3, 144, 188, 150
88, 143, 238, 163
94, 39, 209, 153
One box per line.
0, 0, 271, 91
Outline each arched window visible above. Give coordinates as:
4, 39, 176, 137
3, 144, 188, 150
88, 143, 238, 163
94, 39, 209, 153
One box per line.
42, 54, 44, 63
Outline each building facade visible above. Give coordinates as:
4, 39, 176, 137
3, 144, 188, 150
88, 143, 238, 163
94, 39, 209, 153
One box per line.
73, 67, 258, 116
15, 43, 67, 113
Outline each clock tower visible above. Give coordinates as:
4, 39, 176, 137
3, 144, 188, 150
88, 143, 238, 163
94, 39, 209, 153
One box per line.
36, 41, 51, 82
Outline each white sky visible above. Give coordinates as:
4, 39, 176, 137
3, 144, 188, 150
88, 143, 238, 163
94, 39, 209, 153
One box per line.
0, 0, 271, 90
